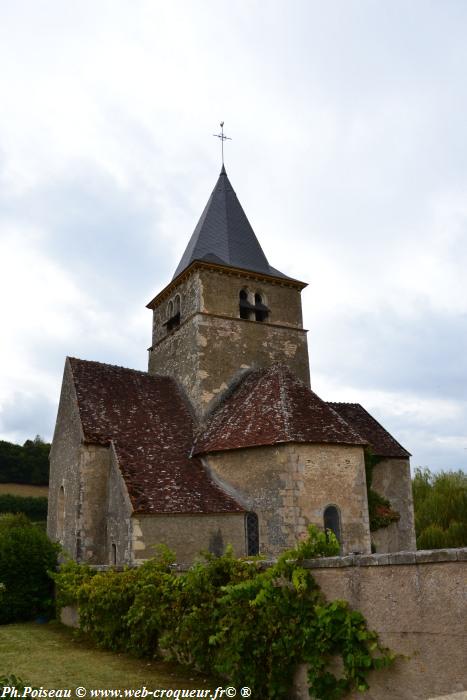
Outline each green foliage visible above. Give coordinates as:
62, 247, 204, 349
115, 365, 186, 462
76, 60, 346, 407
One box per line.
0, 513, 58, 624
0, 494, 48, 520
412, 468, 467, 548
364, 450, 400, 531
0, 436, 50, 485
0, 674, 35, 691
54, 526, 393, 699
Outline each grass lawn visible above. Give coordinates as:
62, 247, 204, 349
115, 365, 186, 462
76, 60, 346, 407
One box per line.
0, 483, 49, 497
0, 622, 217, 691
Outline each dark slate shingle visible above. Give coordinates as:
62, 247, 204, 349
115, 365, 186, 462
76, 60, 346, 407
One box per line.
172, 166, 289, 280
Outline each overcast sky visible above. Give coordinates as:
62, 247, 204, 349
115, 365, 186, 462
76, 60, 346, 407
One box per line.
0, 0, 466, 473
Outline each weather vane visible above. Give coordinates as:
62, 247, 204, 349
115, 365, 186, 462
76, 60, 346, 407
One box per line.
213, 121, 232, 167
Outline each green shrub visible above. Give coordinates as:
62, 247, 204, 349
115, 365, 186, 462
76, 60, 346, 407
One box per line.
0, 494, 48, 521
413, 468, 467, 548
0, 513, 58, 624
54, 526, 393, 699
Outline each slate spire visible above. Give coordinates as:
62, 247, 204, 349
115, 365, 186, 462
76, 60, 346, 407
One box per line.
172, 167, 287, 280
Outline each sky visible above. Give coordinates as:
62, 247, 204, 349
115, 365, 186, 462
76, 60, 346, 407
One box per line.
0, 0, 466, 473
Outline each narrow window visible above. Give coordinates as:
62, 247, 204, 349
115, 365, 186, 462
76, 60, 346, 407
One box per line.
239, 289, 252, 320
166, 296, 181, 332
324, 505, 341, 544
167, 300, 174, 320
111, 543, 117, 566
245, 512, 259, 555
254, 293, 269, 322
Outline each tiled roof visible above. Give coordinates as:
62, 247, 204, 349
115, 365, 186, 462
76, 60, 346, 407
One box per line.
327, 402, 411, 458
172, 166, 290, 280
68, 358, 244, 515
193, 365, 367, 454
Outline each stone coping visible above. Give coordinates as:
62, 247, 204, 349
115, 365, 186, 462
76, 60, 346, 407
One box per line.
88, 547, 467, 572
299, 547, 467, 569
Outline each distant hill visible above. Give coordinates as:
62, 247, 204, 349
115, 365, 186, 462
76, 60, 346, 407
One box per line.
0, 436, 50, 485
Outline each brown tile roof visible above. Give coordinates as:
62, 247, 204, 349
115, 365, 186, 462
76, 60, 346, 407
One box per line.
68, 357, 244, 515
193, 365, 367, 455
327, 402, 411, 458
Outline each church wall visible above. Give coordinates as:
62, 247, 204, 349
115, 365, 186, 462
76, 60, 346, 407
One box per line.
105, 446, 134, 565
47, 360, 84, 559
132, 513, 246, 565
371, 457, 416, 552
151, 270, 202, 346
149, 312, 309, 417
296, 443, 371, 555
78, 444, 111, 563
205, 442, 371, 557
197, 267, 304, 328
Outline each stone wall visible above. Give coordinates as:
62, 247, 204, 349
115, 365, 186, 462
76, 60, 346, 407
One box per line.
291, 549, 467, 700
148, 265, 310, 417
205, 442, 371, 557
106, 445, 134, 565
47, 360, 84, 559
371, 457, 416, 552
133, 512, 247, 565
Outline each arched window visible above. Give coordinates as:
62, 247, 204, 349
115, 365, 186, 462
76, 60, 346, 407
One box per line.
239, 289, 252, 320
254, 293, 269, 322
324, 505, 341, 544
245, 512, 259, 555
111, 543, 117, 566
57, 486, 65, 541
166, 296, 181, 332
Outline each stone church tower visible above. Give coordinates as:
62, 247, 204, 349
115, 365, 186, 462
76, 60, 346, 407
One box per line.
147, 165, 310, 417
47, 164, 416, 566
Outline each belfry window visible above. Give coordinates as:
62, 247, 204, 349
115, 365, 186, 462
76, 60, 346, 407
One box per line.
324, 505, 341, 544
165, 295, 181, 332
245, 512, 259, 555
254, 293, 269, 322
239, 289, 253, 320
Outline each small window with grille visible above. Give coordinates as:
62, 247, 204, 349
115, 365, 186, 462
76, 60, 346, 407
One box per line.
245, 512, 259, 555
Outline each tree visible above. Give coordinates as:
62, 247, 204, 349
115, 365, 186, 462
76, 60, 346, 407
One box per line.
0, 437, 50, 485
0, 513, 58, 623
412, 468, 467, 549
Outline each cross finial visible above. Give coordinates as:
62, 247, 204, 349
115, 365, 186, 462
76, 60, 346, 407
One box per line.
213, 121, 232, 167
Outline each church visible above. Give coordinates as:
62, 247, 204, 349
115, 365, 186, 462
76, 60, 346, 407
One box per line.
47, 165, 416, 565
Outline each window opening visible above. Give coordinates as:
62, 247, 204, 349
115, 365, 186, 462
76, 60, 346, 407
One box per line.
324, 505, 341, 544
111, 543, 117, 566
245, 512, 259, 555
254, 293, 269, 322
239, 289, 253, 320
165, 297, 181, 332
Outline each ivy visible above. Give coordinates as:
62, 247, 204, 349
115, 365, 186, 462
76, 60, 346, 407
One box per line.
53, 527, 394, 699
365, 450, 400, 531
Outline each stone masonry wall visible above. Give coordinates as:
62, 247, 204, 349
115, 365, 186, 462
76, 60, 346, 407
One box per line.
148, 266, 310, 417
371, 457, 416, 552
106, 445, 134, 565
205, 442, 371, 557
291, 549, 467, 700
133, 512, 246, 565
78, 443, 110, 563
47, 359, 84, 559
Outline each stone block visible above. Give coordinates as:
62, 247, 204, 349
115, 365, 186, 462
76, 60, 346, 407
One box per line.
415, 548, 460, 563
388, 551, 416, 565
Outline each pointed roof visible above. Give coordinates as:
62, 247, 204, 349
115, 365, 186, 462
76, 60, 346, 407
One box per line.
327, 402, 411, 458
172, 166, 288, 280
67, 357, 244, 515
193, 365, 367, 455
